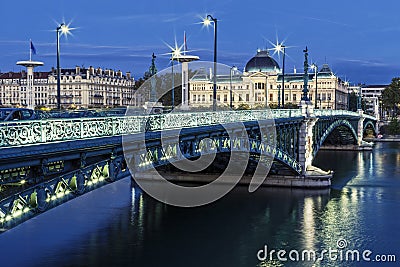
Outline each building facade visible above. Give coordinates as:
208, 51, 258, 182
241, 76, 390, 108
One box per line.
361, 84, 387, 120
0, 66, 142, 109
189, 49, 349, 110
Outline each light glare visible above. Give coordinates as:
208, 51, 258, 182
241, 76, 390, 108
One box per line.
61, 24, 70, 35
203, 17, 212, 26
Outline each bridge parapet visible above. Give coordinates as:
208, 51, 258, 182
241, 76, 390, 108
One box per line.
0, 109, 302, 148
0, 109, 374, 148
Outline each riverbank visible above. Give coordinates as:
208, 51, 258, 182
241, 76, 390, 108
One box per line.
365, 135, 400, 142
320, 144, 373, 151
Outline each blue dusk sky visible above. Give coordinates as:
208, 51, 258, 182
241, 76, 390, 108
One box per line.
0, 0, 399, 84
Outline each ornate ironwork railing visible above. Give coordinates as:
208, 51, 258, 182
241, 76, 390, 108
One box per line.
314, 109, 376, 120
0, 109, 365, 148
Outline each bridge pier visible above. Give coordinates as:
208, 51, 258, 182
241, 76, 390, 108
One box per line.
357, 110, 374, 150
299, 101, 333, 182
357, 110, 366, 146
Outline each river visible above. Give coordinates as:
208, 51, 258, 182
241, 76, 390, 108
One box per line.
0, 142, 399, 266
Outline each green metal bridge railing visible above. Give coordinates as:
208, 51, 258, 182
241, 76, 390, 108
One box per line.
0, 109, 373, 148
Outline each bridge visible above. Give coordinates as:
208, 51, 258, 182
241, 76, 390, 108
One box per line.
0, 106, 376, 230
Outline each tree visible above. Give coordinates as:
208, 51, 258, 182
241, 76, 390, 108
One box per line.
387, 117, 400, 135
348, 92, 357, 111
382, 78, 400, 118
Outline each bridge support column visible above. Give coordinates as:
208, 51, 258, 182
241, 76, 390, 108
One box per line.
357, 110, 366, 146
298, 101, 318, 175
298, 102, 332, 182
357, 110, 374, 150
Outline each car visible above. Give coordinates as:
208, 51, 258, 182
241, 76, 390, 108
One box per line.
0, 108, 38, 121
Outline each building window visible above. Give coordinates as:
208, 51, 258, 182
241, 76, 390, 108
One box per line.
293, 94, 297, 101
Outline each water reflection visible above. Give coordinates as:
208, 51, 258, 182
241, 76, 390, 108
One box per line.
0, 143, 399, 267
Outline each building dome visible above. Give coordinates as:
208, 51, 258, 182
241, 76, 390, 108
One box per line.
245, 49, 280, 73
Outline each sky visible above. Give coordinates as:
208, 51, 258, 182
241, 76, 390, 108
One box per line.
1, 0, 400, 84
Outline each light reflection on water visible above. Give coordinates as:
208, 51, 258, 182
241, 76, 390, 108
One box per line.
0, 143, 399, 267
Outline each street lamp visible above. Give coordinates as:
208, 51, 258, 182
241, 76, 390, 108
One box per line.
56, 23, 71, 110
277, 84, 281, 108
272, 43, 286, 108
311, 63, 318, 109
203, 15, 218, 111
170, 47, 182, 111
230, 66, 237, 109
281, 45, 286, 108
171, 52, 175, 111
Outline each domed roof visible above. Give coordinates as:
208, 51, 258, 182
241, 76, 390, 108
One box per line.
245, 49, 280, 73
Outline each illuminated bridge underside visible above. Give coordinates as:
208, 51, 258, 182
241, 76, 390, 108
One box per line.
130, 136, 303, 175
0, 109, 377, 230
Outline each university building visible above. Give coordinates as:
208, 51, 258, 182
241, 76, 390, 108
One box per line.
0, 66, 141, 109
190, 49, 349, 109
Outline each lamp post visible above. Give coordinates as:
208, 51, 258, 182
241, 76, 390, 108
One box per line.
347, 86, 351, 111
170, 47, 181, 110
56, 24, 63, 110
203, 15, 218, 111
56, 23, 71, 110
171, 54, 175, 110
230, 66, 237, 109
273, 43, 286, 108
281, 45, 286, 108
277, 85, 281, 108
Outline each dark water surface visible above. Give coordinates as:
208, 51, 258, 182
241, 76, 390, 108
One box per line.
1, 142, 399, 267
